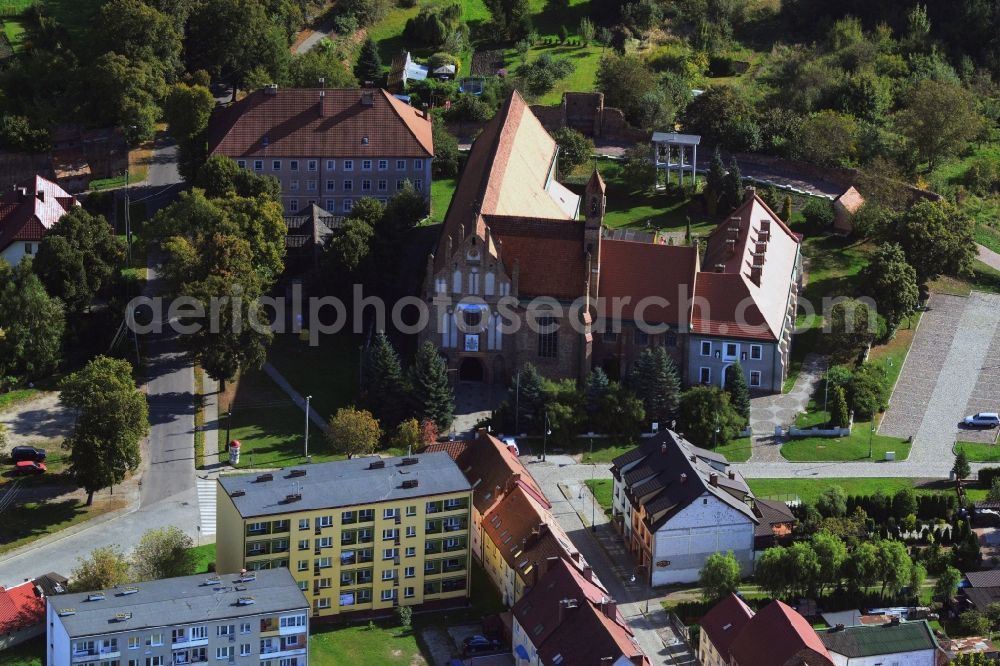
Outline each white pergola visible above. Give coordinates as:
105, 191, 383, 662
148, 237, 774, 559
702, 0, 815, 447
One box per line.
651, 131, 701, 189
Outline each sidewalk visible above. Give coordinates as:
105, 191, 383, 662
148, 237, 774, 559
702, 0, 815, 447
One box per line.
978, 243, 1000, 272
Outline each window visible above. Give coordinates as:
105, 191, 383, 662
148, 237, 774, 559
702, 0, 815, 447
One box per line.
384, 508, 399, 519
405, 546, 416, 557
308, 160, 317, 171
537, 316, 558, 358
378, 179, 387, 191
241, 644, 251, 657
341, 510, 356, 524
298, 518, 309, 530
253, 160, 263, 171
146, 658, 164, 666
289, 179, 300, 191
750, 371, 762, 387
128, 637, 139, 649
701, 340, 712, 356
307, 180, 317, 192
383, 547, 398, 560
343, 180, 353, 192
405, 566, 415, 578
341, 571, 353, 585
359, 509, 374, 522
326, 160, 336, 170
297, 560, 308, 571
362, 160, 372, 170
148, 633, 163, 646
241, 622, 252, 634
396, 179, 405, 191
325, 199, 335, 210
298, 539, 309, 550
414, 159, 424, 170
25, 242, 33, 255
216, 625, 233, 637
404, 586, 415, 598
361, 136, 369, 145
290, 160, 299, 171
699, 367, 711, 384
444, 497, 463, 509
316, 597, 331, 609
415, 179, 423, 192
236, 160, 246, 169
289, 200, 299, 213
750, 344, 763, 360
272, 160, 281, 171
317, 556, 332, 568
215, 647, 233, 660
382, 569, 395, 581
280, 615, 306, 628
362, 179, 372, 191
344, 160, 354, 171
382, 528, 398, 540
382, 589, 396, 601
191, 627, 207, 640
315, 515, 331, 527
378, 159, 388, 170
396, 160, 406, 170
406, 505, 416, 516
406, 525, 416, 538
724, 343, 738, 359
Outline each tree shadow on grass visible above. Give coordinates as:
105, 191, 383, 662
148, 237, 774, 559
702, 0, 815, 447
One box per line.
0, 498, 86, 548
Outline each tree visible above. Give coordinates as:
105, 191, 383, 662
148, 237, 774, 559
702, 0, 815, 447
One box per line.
681, 86, 761, 152
553, 128, 593, 176
830, 385, 850, 428
801, 198, 834, 230
816, 486, 847, 518
953, 449, 971, 481
722, 157, 743, 213
514, 53, 575, 98
850, 362, 890, 420
354, 37, 383, 85
420, 419, 439, 445
596, 54, 657, 128
288, 45, 357, 89
584, 368, 610, 418
780, 195, 793, 223
754, 547, 790, 598
705, 147, 727, 215
960, 610, 992, 637
326, 407, 381, 458
893, 199, 976, 284
699, 551, 741, 602
811, 532, 847, 594
844, 541, 880, 592
795, 110, 859, 167
597, 383, 645, 441
70, 546, 131, 592
196, 156, 281, 201
874, 539, 912, 596
620, 143, 655, 192
787, 541, 822, 597
163, 83, 216, 182
934, 566, 961, 603
861, 243, 918, 328
892, 488, 917, 521
579, 17, 595, 44
828, 299, 879, 363
85, 53, 163, 146
33, 207, 126, 317
954, 529, 982, 573
512, 363, 546, 432
629, 347, 681, 427
724, 364, 750, 423
130, 527, 196, 581
0, 259, 65, 382
95, 0, 183, 75
987, 477, 1000, 503
558, 25, 568, 44
896, 79, 983, 169
409, 341, 455, 431
392, 418, 421, 452
484, 0, 532, 39
432, 122, 459, 178
363, 331, 410, 429
396, 604, 413, 628
60, 356, 148, 505
679, 386, 744, 448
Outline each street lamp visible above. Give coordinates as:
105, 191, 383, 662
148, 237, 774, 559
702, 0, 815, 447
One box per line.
541, 412, 551, 462
588, 431, 597, 533
304, 395, 312, 459
868, 423, 875, 459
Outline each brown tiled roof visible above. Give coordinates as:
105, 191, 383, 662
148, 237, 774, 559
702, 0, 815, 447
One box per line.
434, 91, 579, 273
730, 600, 833, 666
754, 498, 796, 538
422, 440, 469, 461
207, 88, 433, 159
457, 429, 548, 517
537, 601, 649, 666
483, 486, 577, 578
484, 214, 586, 300
836, 186, 865, 213
700, 593, 754, 663
696, 193, 801, 342
599, 239, 699, 327
0, 175, 78, 253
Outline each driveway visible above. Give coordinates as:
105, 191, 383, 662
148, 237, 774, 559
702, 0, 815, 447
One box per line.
0, 392, 75, 451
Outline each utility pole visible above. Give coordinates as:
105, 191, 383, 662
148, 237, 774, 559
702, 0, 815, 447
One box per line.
868, 423, 875, 459
542, 412, 550, 462
304, 395, 312, 459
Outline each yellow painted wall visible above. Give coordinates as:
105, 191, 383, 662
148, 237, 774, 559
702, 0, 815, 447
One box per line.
215, 481, 245, 574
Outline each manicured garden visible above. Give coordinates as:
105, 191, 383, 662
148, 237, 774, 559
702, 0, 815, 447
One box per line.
780, 420, 910, 462
955, 440, 1000, 462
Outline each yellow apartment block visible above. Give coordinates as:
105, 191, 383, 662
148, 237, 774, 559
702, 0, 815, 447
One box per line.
216, 452, 473, 618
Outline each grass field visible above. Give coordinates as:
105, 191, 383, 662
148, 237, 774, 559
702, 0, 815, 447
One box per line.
188, 543, 216, 573
0, 497, 123, 556
430, 175, 457, 223
266, 333, 361, 423
928, 260, 1000, 296
0, 387, 39, 410
585, 478, 613, 516
780, 419, 911, 462
2, 16, 25, 50
715, 436, 752, 462
745, 477, 951, 503
955, 440, 1000, 462
310, 622, 428, 665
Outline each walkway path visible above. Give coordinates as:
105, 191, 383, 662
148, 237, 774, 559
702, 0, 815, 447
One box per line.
747, 354, 824, 463
978, 243, 1000, 272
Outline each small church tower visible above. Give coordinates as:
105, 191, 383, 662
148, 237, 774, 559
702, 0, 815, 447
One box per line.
584, 169, 606, 301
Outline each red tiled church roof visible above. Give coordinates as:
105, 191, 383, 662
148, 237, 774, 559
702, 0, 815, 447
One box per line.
599, 239, 699, 327
208, 88, 433, 160
483, 214, 585, 300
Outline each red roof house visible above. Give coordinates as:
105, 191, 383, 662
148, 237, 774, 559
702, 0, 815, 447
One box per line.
0, 581, 45, 649
0, 175, 78, 266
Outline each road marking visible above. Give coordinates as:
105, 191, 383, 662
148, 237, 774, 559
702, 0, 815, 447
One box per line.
197, 478, 217, 536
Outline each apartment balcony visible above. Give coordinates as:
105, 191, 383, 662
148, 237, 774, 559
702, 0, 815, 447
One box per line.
73, 649, 120, 662
171, 637, 209, 650
442, 563, 466, 574
258, 647, 307, 659
442, 503, 468, 513
443, 523, 466, 533
442, 542, 467, 553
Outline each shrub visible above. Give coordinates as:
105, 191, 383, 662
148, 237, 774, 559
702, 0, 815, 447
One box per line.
396, 605, 412, 628
514, 53, 575, 98
802, 197, 835, 230
850, 362, 891, 420
445, 95, 494, 123
964, 156, 1000, 195
553, 128, 593, 176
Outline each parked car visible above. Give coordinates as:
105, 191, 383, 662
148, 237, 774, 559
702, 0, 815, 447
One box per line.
10, 446, 46, 463
12, 461, 46, 475
462, 635, 499, 655
964, 412, 1000, 427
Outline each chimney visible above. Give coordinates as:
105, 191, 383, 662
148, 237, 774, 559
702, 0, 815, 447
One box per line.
688, 454, 696, 462
679, 473, 687, 484
582, 565, 593, 581
727, 470, 736, 480
709, 473, 719, 487
834, 624, 846, 632
318, 89, 327, 116
714, 263, 725, 273
361, 90, 374, 106
602, 598, 617, 620
571, 551, 581, 563
743, 185, 756, 202
755, 241, 767, 256
725, 238, 736, 255
661, 443, 668, 454
750, 265, 762, 285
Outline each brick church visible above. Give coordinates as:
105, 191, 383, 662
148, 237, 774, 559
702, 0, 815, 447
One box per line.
421, 92, 802, 394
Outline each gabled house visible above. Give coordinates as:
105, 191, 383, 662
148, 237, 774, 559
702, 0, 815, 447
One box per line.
610, 431, 792, 586
0, 176, 79, 266
0, 580, 46, 650
700, 594, 834, 666
819, 619, 943, 666
512, 558, 647, 666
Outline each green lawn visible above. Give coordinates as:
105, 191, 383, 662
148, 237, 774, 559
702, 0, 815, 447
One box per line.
188, 543, 216, 573
309, 622, 428, 665
0, 498, 121, 556
0, 387, 39, 410
585, 478, 613, 515
580, 441, 633, 464
0, 635, 42, 666
929, 260, 1000, 297
869, 310, 922, 393
430, 175, 457, 224
744, 478, 943, 503
0, 0, 33, 15
266, 333, 361, 423
2, 17, 25, 51
956, 440, 1000, 462
781, 420, 910, 461
715, 436, 752, 463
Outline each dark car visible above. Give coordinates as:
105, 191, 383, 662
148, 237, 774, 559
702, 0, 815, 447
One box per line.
462, 635, 499, 655
12, 461, 46, 475
11, 446, 46, 463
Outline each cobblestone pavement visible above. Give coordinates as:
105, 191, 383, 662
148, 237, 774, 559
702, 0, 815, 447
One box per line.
747, 354, 825, 463
959, 321, 1000, 444
879, 293, 963, 439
